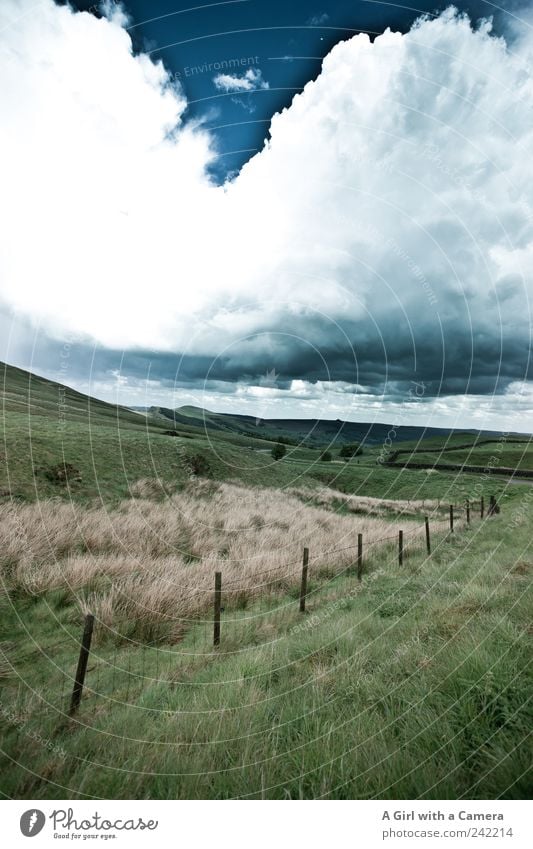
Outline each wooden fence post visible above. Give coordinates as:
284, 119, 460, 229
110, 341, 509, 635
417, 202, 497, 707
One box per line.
425, 516, 431, 555
449, 504, 454, 533
398, 530, 404, 567
466, 500, 470, 524
480, 496, 484, 519
357, 533, 363, 582
69, 613, 94, 716
213, 571, 222, 647
300, 548, 309, 613
489, 495, 498, 516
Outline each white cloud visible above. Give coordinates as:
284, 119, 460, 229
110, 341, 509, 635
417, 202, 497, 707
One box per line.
306, 13, 330, 27
0, 0, 532, 429
230, 96, 256, 113
213, 67, 269, 92
69, 372, 533, 433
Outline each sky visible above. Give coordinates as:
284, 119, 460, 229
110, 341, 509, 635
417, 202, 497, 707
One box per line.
0, 0, 532, 430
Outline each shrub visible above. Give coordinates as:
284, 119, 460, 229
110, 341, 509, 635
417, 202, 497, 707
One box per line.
320, 451, 332, 462
184, 452, 211, 477
340, 443, 363, 460
271, 442, 286, 461
43, 462, 82, 485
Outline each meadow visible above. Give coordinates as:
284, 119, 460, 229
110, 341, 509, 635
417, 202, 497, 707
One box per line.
1, 496, 531, 799
0, 362, 531, 799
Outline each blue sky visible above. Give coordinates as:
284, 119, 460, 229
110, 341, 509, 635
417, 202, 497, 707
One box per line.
70, 0, 525, 180
1, 0, 532, 430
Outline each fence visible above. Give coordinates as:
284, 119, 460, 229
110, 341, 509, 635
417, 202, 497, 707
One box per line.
54, 495, 499, 716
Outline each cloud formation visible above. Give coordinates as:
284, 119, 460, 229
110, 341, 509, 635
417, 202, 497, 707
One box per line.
306, 13, 330, 27
213, 67, 270, 92
0, 1, 532, 417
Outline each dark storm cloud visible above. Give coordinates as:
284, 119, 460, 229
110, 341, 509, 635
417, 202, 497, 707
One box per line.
3, 304, 529, 403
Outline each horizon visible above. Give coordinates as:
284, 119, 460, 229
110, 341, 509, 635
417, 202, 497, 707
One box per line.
7, 357, 533, 435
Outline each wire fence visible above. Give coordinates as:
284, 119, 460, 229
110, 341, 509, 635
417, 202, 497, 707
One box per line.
1, 496, 499, 720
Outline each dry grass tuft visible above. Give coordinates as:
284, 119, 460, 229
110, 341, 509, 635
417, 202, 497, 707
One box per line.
287, 485, 441, 516
0, 480, 444, 638
128, 478, 176, 500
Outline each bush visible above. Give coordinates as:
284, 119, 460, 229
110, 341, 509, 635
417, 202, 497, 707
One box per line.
271, 442, 286, 461
185, 452, 211, 477
43, 462, 82, 485
320, 451, 332, 462
340, 443, 363, 460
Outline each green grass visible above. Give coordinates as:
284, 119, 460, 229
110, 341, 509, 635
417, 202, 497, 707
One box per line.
1, 360, 529, 506
397, 445, 533, 473
373, 431, 533, 474
1, 361, 158, 430
377, 432, 529, 454
2, 406, 524, 506
1, 361, 531, 799
1, 508, 531, 799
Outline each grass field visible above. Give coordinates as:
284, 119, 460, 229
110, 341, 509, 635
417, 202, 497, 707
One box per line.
3, 412, 522, 505
0, 361, 531, 799
375, 432, 533, 475
3, 360, 530, 505
0, 403, 525, 507
0, 501, 531, 799
392, 446, 533, 473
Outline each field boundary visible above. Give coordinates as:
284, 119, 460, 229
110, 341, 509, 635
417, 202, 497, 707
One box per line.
61, 496, 499, 715
384, 460, 533, 478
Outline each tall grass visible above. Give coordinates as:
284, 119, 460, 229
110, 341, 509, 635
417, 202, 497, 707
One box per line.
0, 503, 530, 800
0, 479, 446, 635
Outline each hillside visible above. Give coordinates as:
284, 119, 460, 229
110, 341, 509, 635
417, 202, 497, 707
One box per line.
145, 403, 512, 448
1, 361, 161, 431
381, 434, 533, 477
1, 360, 530, 505
0, 360, 531, 800
5, 355, 515, 452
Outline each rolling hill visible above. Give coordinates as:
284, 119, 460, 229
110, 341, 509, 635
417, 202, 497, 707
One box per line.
1, 360, 162, 431
1, 362, 532, 801
142, 403, 514, 448
3, 358, 519, 449
1, 360, 531, 503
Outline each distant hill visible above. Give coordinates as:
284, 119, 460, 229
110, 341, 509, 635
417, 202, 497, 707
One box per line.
2, 361, 531, 502
2, 361, 526, 450
140, 403, 515, 448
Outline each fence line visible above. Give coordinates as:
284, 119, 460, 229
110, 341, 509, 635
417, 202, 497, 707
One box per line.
205, 496, 496, 649
48, 494, 498, 715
